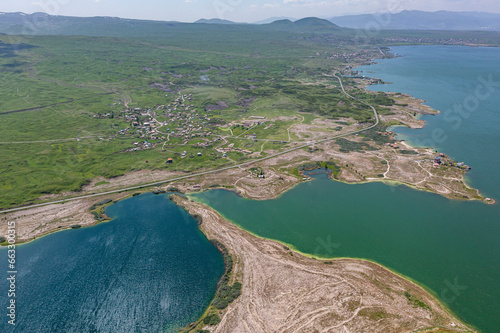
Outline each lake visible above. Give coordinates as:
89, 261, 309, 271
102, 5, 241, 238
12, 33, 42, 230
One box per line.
193, 45, 500, 332
0, 193, 224, 332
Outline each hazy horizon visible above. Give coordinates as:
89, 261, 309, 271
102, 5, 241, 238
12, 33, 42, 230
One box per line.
1, 0, 500, 24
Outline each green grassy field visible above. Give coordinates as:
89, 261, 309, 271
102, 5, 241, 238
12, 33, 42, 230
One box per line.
2, 22, 496, 209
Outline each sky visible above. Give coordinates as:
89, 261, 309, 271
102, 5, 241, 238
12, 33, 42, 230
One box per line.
1, 0, 499, 23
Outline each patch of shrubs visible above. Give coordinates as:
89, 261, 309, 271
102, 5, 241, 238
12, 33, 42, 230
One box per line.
192, 214, 203, 226
152, 189, 166, 194
399, 149, 418, 155
336, 138, 376, 153
298, 162, 322, 171
357, 125, 394, 145
209, 239, 242, 310
404, 291, 431, 310
324, 161, 341, 173
89, 198, 113, 222
212, 282, 242, 310
91, 211, 105, 222
89, 199, 113, 211
203, 314, 221, 326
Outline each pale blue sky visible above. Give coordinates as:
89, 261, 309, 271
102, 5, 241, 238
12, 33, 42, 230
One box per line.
1, 0, 499, 22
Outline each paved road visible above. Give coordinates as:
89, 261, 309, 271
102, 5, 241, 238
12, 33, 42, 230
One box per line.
0, 75, 380, 214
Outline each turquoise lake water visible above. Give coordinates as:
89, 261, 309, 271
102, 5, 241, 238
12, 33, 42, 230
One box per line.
193, 46, 500, 332
0, 193, 224, 332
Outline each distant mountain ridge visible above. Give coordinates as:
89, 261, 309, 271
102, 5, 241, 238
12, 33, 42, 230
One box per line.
253, 17, 298, 24
329, 10, 500, 31
0, 12, 344, 36
265, 17, 341, 33
0, 12, 186, 36
194, 18, 237, 24
2, 10, 500, 37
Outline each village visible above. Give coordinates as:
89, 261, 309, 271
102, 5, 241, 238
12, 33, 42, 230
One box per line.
91, 93, 286, 164
92, 93, 219, 149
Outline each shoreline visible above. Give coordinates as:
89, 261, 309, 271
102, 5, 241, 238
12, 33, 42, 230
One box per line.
0, 38, 495, 331
329, 175, 494, 205
1, 189, 478, 331
187, 192, 477, 329
1, 45, 495, 247
346, 49, 495, 204
5, 156, 491, 248
173, 194, 477, 332
1, 49, 494, 216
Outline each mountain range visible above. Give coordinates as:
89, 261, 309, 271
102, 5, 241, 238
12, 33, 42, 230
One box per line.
329, 10, 500, 31
1, 10, 499, 37
0, 13, 343, 36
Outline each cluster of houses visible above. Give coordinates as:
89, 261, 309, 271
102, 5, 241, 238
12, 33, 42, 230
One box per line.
377, 131, 399, 148
191, 137, 223, 149
233, 118, 267, 129
378, 131, 395, 136
107, 93, 220, 151
93, 94, 284, 163
325, 51, 372, 62
433, 153, 470, 170
122, 140, 156, 153
384, 36, 481, 45
386, 142, 399, 149
218, 143, 253, 155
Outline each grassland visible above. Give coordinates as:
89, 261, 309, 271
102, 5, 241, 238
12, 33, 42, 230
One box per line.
0, 27, 390, 209
1, 21, 498, 209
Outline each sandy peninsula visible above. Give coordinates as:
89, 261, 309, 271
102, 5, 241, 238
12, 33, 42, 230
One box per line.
173, 195, 475, 333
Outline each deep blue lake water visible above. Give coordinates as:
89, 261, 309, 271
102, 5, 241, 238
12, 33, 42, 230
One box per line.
0, 193, 224, 332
